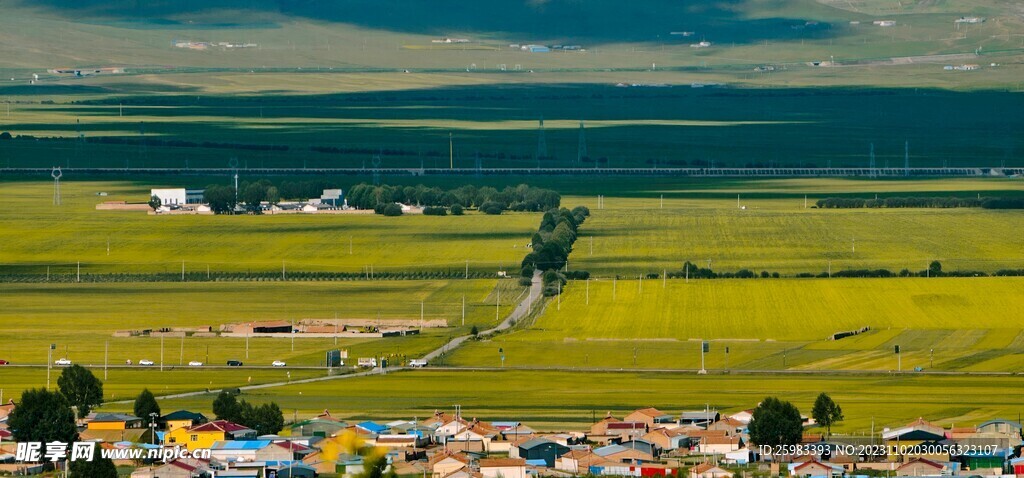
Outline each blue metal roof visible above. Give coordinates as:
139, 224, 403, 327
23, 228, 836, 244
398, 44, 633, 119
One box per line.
212, 440, 271, 450
357, 421, 389, 434
525, 459, 547, 467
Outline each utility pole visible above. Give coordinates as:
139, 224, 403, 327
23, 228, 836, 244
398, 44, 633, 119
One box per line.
585, 278, 590, 305
462, 295, 466, 326
104, 341, 108, 380
449, 132, 454, 169
160, 335, 164, 372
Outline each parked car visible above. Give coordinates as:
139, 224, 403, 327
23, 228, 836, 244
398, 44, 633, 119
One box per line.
409, 359, 428, 368
55, 358, 72, 366
188, 361, 204, 367
271, 360, 287, 367
0, 360, 9, 365
226, 360, 243, 366
138, 359, 155, 366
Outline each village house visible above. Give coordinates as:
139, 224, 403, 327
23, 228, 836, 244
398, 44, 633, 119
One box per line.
696, 436, 742, 454
706, 417, 746, 436
896, 458, 947, 476
428, 450, 472, 477
161, 410, 208, 432
555, 450, 618, 474
690, 462, 733, 478
165, 420, 256, 451
643, 427, 689, 451
515, 437, 570, 467
478, 457, 526, 478
593, 443, 656, 464
790, 460, 842, 477
882, 418, 946, 462
625, 408, 676, 428
86, 413, 144, 431
129, 458, 212, 478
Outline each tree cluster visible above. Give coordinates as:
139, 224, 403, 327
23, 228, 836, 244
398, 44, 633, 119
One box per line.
347, 183, 560, 212
203, 184, 237, 214
519, 206, 590, 295
212, 391, 284, 435
748, 397, 804, 446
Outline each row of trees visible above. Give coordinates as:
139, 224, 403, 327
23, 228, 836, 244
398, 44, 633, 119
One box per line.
348, 183, 560, 212
519, 206, 591, 295
816, 196, 1024, 209
656, 260, 1000, 280
203, 179, 342, 214
212, 390, 285, 435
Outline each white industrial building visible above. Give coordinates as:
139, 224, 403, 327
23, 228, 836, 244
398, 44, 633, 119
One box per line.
150, 188, 204, 205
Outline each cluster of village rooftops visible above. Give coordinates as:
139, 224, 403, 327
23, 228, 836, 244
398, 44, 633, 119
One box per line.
1, 401, 1023, 478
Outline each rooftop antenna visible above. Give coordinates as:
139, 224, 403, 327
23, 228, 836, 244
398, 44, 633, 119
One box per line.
869, 142, 876, 178
904, 140, 910, 177
577, 120, 587, 165
536, 117, 547, 167
51, 167, 62, 205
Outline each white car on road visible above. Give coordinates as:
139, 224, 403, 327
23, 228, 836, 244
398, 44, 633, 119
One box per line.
138, 359, 155, 366
271, 360, 287, 367
54, 358, 72, 366
188, 361, 204, 367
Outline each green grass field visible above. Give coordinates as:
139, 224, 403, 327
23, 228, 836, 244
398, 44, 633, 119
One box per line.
140, 369, 1024, 434
449, 277, 1024, 372
0, 180, 539, 275
568, 195, 1024, 276
0, 279, 523, 368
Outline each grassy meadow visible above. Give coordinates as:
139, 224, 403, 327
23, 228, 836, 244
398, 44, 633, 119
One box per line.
141, 369, 1024, 434
450, 277, 1024, 372
567, 195, 1024, 276
0, 279, 524, 367
0, 180, 538, 275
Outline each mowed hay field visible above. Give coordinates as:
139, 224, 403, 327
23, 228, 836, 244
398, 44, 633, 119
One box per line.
565, 192, 1024, 276
145, 369, 1024, 434
449, 278, 1024, 372
0, 279, 524, 368
0, 180, 538, 274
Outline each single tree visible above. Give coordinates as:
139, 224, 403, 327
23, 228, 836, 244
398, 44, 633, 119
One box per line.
8, 388, 79, 444
811, 393, 844, 438
57, 365, 104, 419
212, 390, 242, 423
69, 455, 118, 478
470, 325, 479, 337
928, 260, 943, 276
748, 396, 804, 447
249, 402, 285, 435
450, 203, 464, 215
134, 389, 161, 426
148, 195, 161, 210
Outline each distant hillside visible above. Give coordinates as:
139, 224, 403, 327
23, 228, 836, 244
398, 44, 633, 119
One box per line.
20, 0, 841, 44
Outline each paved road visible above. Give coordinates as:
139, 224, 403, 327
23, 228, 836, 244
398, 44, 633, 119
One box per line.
422, 270, 543, 363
